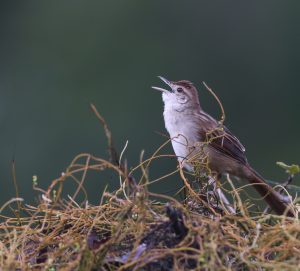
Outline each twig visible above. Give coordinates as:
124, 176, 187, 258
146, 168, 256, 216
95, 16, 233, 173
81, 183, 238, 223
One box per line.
90, 103, 119, 166
202, 81, 225, 124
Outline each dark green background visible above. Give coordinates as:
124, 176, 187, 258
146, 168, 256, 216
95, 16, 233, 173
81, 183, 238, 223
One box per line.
0, 1, 299, 204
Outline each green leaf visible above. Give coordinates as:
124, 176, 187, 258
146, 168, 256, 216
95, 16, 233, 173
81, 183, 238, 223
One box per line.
276, 162, 300, 175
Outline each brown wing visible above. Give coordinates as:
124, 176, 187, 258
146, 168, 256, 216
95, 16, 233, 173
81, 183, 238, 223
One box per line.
197, 112, 247, 165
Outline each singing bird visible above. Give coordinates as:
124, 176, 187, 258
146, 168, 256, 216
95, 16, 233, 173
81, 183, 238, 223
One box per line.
152, 76, 294, 217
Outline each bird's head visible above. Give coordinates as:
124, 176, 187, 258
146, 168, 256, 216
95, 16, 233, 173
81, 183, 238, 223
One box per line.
152, 76, 200, 111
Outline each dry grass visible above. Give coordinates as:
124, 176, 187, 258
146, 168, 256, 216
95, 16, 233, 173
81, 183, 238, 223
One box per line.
0, 106, 299, 271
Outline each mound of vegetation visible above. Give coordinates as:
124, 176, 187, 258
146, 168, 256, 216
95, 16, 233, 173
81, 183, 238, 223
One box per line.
0, 106, 299, 271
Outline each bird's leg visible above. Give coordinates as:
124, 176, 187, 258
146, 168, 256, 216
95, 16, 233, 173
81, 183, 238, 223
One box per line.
178, 160, 188, 202
210, 174, 236, 215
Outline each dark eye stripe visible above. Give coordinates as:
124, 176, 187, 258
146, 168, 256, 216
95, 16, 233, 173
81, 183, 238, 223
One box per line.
177, 87, 183, 93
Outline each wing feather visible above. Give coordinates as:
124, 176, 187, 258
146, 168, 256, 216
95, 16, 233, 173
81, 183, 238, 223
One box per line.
196, 112, 247, 165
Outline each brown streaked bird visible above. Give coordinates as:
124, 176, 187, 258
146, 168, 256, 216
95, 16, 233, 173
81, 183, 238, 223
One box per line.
152, 76, 294, 217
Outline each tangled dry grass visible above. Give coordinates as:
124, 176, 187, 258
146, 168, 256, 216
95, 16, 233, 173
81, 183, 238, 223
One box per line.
0, 105, 299, 271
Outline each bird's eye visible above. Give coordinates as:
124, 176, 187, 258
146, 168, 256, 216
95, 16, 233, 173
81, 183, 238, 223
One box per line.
177, 87, 183, 93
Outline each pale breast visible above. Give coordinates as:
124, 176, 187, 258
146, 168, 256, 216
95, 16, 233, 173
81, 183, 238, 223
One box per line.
163, 109, 200, 167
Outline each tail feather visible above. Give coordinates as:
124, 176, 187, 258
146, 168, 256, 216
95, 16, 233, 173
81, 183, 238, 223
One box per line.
245, 166, 295, 217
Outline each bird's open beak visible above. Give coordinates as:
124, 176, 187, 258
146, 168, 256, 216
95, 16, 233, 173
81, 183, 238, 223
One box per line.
151, 76, 173, 93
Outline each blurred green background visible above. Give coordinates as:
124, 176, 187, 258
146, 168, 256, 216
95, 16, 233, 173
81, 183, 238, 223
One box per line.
0, 1, 299, 204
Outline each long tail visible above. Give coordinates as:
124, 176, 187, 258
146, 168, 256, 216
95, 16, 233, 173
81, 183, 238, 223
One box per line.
245, 165, 295, 217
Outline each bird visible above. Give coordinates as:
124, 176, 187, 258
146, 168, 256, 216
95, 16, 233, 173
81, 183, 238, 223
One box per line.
152, 76, 294, 217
